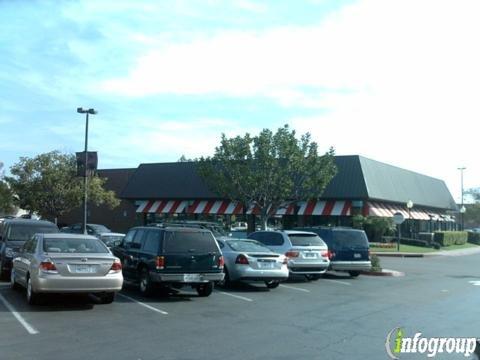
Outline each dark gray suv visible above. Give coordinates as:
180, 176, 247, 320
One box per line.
0, 219, 59, 278
295, 227, 371, 277
112, 226, 224, 297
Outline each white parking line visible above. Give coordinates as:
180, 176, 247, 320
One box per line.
216, 291, 253, 302
117, 294, 168, 315
279, 284, 311, 293
324, 279, 351, 286
469, 281, 480, 286
0, 293, 39, 335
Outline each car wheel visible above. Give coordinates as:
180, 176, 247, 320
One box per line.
349, 271, 360, 277
196, 282, 214, 297
99, 292, 115, 304
265, 280, 280, 289
139, 268, 154, 296
217, 267, 231, 288
0, 259, 6, 280
10, 268, 20, 290
26, 276, 40, 305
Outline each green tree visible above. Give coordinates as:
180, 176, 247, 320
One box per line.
197, 124, 337, 229
5, 151, 119, 221
0, 162, 15, 214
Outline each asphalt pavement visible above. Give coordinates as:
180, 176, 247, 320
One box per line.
0, 253, 479, 360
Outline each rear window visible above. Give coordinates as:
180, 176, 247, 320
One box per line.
332, 230, 369, 249
227, 240, 273, 253
7, 224, 58, 242
288, 234, 326, 246
89, 224, 111, 233
43, 237, 109, 253
163, 231, 219, 253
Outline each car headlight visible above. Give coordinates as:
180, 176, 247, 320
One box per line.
5, 247, 16, 258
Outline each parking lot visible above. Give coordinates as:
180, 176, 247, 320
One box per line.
1, 254, 479, 360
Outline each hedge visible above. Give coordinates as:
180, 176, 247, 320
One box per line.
468, 232, 480, 245
433, 231, 468, 246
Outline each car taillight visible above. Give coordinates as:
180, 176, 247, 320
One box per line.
156, 256, 165, 270
110, 259, 122, 272
235, 254, 249, 265
321, 251, 328, 258
218, 255, 225, 269
285, 251, 299, 258
40, 260, 57, 273
327, 250, 335, 260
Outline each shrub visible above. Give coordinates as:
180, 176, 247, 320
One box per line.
434, 231, 468, 246
400, 238, 429, 247
370, 254, 382, 272
468, 232, 480, 245
363, 217, 396, 242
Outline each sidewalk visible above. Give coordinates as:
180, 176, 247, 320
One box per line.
372, 246, 480, 258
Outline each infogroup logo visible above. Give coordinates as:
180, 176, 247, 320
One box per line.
385, 327, 478, 359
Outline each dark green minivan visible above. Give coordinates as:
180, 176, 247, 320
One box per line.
112, 226, 224, 297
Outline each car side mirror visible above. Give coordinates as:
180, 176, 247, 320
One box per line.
114, 240, 122, 247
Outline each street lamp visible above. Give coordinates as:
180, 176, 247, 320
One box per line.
77, 107, 97, 235
458, 167, 466, 231
406, 200, 413, 238
460, 205, 466, 230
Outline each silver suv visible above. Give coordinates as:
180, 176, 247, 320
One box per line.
248, 230, 330, 280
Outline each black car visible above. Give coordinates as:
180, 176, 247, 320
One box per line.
0, 219, 59, 278
295, 227, 371, 277
112, 226, 224, 297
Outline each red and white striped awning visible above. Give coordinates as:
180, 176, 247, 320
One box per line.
367, 202, 436, 220
297, 200, 352, 216
246, 202, 297, 216
136, 200, 189, 214
186, 200, 244, 215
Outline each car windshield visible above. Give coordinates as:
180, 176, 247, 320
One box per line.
332, 230, 369, 249
101, 235, 124, 246
227, 240, 273, 253
288, 234, 325, 246
89, 224, 111, 233
7, 224, 58, 242
164, 231, 219, 253
43, 237, 109, 253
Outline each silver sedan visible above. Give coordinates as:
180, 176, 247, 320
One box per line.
217, 238, 289, 289
11, 233, 123, 305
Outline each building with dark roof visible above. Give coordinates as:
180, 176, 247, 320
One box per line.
58, 168, 137, 233
122, 155, 458, 232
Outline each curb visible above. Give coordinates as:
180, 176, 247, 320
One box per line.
372, 252, 424, 258
360, 269, 405, 277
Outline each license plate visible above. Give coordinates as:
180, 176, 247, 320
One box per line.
259, 261, 274, 269
183, 274, 201, 282
74, 265, 95, 273
354, 253, 362, 259
304, 252, 316, 258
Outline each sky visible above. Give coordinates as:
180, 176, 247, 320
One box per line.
1, 0, 479, 204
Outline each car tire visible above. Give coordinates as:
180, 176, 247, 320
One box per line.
26, 276, 40, 305
349, 271, 360, 277
10, 268, 20, 291
196, 282, 214, 297
139, 268, 154, 296
217, 267, 231, 288
99, 292, 115, 304
265, 280, 280, 289
0, 259, 6, 280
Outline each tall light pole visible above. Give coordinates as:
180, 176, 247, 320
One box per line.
77, 107, 97, 235
458, 167, 466, 230
406, 200, 413, 238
